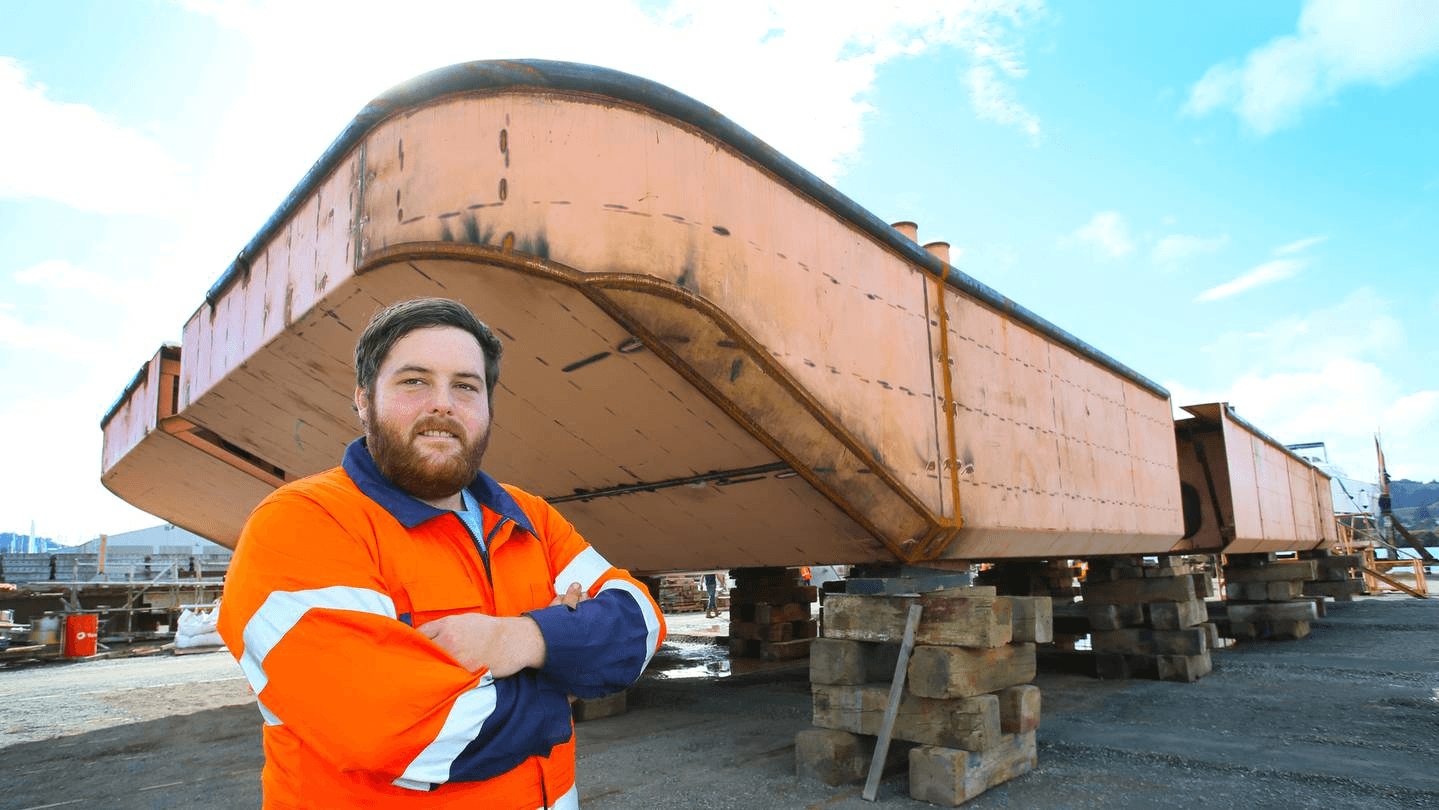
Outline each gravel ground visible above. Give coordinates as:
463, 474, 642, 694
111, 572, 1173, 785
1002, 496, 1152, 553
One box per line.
0, 594, 1436, 809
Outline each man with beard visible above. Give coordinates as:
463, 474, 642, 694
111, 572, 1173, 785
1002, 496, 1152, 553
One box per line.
218, 298, 665, 810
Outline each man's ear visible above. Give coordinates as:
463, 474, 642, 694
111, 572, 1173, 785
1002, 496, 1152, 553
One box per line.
354, 386, 369, 428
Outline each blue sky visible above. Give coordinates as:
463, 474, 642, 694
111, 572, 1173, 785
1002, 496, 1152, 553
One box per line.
2, 0, 1436, 543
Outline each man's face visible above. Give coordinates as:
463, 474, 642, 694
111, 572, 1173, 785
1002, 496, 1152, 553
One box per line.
355, 326, 492, 505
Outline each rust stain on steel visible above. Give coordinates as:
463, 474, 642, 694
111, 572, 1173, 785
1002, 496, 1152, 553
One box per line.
360, 242, 939, 562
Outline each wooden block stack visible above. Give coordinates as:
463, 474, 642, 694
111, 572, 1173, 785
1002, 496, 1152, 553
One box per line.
794, 587, 1044, 805
1081, 557, 1215, 682
653, 574, 706, 613
1041, 560, 1083, 601
1298, 550, 1366, 602
1220, 555, 1319, 640
728, 567, 817, 660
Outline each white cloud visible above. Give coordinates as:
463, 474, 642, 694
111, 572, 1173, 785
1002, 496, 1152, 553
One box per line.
1170, 362, 1439, 483
0, 393, 164, 544
1196, 258, 1305, 302
1173, 288, 1436, 480
1153, 233, 1229, 264
0, 310, 111, 361
14, 259, 116, 294
967, 64, 1041, 142
1184, 0, 1439, 135
0, 58, 189, 216
1065, 211, 1133, 258
1226, 361, 1438, 482
1274, 235, 1328, 255
179, 0, 1047, 195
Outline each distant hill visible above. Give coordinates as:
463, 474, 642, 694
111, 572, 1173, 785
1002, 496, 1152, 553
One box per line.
1390, 479, 1439, 510
1389, 479, 1439, 534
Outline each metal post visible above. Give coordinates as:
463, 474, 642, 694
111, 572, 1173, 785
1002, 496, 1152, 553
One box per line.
862, 602, 923, 801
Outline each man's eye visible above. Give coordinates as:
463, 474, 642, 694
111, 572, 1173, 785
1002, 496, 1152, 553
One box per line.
456, 383, 479, 392
401, 378, 426, 385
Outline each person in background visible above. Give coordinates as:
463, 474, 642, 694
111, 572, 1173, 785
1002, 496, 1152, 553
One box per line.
703, 571, 727, 618
219, 297, 665, 809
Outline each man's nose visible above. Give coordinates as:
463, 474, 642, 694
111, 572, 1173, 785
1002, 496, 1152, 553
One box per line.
428, 385, 455, 413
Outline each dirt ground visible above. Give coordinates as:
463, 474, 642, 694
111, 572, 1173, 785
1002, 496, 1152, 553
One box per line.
1, 594, 1436, 809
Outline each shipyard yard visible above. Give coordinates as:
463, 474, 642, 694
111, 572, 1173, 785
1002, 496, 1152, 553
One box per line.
0, 593, 1434, 810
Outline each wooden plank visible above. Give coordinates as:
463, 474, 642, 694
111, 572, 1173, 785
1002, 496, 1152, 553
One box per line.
572, 691, 626, 722
1361, 566, 1429, 599
907, 643, 1037, 700
764, 622, 794, 642
825, 590, 1012, 648
796, 728, 913, 787
759, 638, 812, 661
812, 684, 1000, 751
1224, 560, 1317, 582
1191, 572, 1216, 598
1081, 575, 1196, 605
1091, 628, 1207, 656
998, 596, 1053, 644
1225, 601, 1318, 623
1146, 598, 1207, 630
1225, 581, 1274, 602
1085, 602, 1143, 631
1303, 579, 1364, 598
810, 638, 900, 686
997, 685, 1041, 734
908, 732, 1037, 806
756, 602, 811, 623
863, 602, 922, 802
1266, 580, 1302, 601
1097, 652, 1212, 682
729, 621, 762, 641
1156, 653, 1212, 682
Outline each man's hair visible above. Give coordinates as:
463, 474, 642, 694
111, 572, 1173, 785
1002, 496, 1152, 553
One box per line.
354, 297, 503, 402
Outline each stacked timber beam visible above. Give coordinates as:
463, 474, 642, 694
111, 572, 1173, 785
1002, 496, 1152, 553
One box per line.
1081, 557, 1217, 682
795, 586, 1047, 805
1298, 550, 1367, 602
728, 567, 817, 661
976, 560, 1081, 649
652, 574, 709, 614
1218, 555, 1320, 641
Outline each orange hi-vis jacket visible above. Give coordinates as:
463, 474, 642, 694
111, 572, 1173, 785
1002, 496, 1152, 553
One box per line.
218, 439, 666, 809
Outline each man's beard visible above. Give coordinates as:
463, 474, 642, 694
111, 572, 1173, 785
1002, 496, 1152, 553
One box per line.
367, 410, 489, 502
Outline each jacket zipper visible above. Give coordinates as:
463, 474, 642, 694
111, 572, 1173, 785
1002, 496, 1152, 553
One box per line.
479, 516, 508, 583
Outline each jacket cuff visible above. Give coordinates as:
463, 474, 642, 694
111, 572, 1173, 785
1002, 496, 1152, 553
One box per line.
527, 603, 588, 679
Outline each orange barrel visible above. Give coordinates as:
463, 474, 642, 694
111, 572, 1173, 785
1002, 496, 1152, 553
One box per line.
63, 614, 98, 657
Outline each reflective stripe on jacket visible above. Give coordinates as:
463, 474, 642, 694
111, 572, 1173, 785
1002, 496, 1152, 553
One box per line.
217, 438, 666, 809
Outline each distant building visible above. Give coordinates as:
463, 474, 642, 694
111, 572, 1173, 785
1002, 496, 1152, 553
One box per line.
68, 524, 232, 558
0, 532, 64, 554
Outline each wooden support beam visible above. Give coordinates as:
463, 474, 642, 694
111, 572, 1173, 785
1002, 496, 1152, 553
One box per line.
826, 590, 1012, 648
1390, 517, 1436, 562
1361, 566, 1429, 599
863, 603, 922, 802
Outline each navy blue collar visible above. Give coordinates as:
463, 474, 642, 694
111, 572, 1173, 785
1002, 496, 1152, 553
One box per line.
342, 438, 536, 535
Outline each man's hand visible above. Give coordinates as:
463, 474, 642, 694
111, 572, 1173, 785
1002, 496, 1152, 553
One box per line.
549, 581, 589, 610
417, 613, 546, 678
